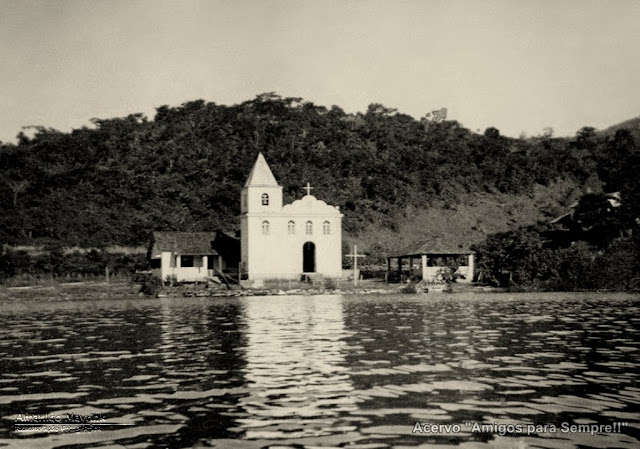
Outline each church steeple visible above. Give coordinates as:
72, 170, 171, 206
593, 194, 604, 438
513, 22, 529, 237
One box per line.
241, 153, 283, 214
245, 152, 278, 187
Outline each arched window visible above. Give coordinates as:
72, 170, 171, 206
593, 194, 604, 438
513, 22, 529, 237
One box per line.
323, 221, 331, 235
262, 220, 270, 235
261, 193, 269, 206
305, 221, 313, 235
288, 221, 296, 235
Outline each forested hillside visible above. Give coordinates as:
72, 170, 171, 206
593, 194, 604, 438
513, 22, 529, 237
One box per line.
1, 94, 639, 287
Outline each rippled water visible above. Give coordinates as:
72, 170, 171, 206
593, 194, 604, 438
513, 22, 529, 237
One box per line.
0, 292, 639, 448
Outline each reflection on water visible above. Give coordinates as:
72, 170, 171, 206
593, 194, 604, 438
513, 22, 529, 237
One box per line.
239, 296, 357, 439
0, 292, 638, 448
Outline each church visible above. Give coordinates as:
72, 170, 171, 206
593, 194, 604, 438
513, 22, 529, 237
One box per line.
240, 153, 343, 281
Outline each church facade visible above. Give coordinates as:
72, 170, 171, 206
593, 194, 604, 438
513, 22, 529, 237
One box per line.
240, 153, 343, 281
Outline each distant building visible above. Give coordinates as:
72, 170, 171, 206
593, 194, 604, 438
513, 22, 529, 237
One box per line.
240, 153, 343, 281
547, 191, 623, 248
387, 239, 474, 283
149, 231, 239, 283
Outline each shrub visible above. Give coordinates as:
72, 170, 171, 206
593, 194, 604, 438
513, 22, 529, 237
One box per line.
324, 278, 338, 289
0, 247, 150, 282
0, 248, 32, 281
136, 273, 163, 296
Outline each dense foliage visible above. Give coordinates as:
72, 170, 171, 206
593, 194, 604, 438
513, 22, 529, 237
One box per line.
0, 246, 147, 283
1, 94, 639, 288
472, 136, 640, 291
1, 93, 628, 246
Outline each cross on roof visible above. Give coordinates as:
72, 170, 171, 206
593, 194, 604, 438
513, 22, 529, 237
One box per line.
304, 182, 314, 196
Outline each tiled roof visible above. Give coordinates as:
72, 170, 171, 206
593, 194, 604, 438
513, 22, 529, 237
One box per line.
150, 232, 218, 258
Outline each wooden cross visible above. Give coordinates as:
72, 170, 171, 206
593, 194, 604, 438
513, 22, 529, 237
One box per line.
346, 244, 366, 286
304, 182, 314, 196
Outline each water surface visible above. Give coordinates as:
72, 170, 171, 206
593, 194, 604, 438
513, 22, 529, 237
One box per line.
0, 292, 638, 448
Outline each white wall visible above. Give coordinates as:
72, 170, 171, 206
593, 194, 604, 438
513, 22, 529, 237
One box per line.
160, 253, 212, 282
243, 215, 342, 280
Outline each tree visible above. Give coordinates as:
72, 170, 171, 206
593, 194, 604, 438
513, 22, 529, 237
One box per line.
599, 129, 637, 192
4, 179, 29, 208
573, 193, 624, 248
484, 127, 500, 139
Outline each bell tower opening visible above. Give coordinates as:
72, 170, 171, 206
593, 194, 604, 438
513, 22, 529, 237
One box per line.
303, 242, 316, 273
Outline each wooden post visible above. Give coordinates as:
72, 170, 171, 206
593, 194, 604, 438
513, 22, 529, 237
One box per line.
105, 266, 110, 283
346, 245, 366, 287
421, 254, 427, 281
385, 258, 391, 283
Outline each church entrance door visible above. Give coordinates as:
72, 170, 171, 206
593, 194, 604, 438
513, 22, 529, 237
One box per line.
303, 242, 316, 273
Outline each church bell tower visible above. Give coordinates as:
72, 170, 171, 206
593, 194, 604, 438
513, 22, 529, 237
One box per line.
240, 153, 283, 279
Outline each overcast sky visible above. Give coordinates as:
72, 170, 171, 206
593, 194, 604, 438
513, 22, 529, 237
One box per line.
1, 0, 639, 143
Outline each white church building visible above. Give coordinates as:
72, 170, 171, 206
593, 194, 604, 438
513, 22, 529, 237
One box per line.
240, 153, 343, 281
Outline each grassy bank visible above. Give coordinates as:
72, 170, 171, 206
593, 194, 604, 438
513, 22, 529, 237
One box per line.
0, 278, 140, 302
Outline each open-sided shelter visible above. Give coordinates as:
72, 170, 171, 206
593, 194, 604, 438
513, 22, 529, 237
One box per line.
387, 239, 474, 283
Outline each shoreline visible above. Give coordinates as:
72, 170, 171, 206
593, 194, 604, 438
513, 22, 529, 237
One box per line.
1, 279, 636, 302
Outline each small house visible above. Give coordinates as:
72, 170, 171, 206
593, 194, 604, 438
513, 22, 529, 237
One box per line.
149, 231, 240, 283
